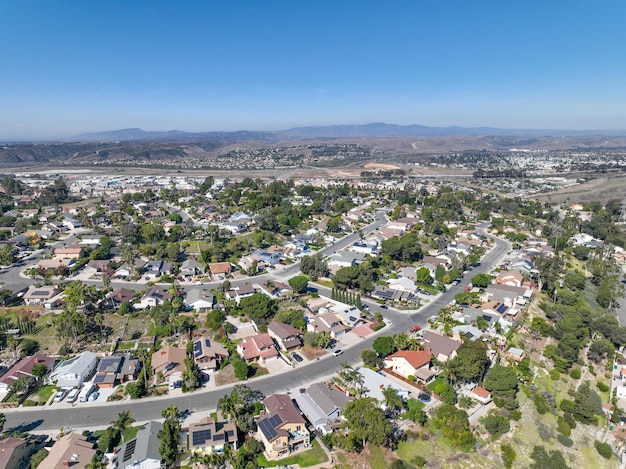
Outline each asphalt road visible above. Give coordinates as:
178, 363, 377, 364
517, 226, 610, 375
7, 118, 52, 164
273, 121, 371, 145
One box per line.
3, 222, 510, 433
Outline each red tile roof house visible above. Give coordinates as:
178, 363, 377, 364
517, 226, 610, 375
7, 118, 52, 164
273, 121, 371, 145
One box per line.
0, 354, 55, 391
384, 350, 434, 383
267, 321, 302, 351
471, 386, 493, 404
236, 333, 279, 363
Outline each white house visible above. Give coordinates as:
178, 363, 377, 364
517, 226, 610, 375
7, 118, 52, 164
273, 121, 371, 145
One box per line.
50, 351, 98, 389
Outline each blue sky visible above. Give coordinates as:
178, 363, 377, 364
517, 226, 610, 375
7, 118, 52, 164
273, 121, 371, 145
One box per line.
1, 1, 625, 139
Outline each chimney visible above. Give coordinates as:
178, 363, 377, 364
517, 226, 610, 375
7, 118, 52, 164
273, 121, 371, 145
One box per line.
62, 461, 70, 467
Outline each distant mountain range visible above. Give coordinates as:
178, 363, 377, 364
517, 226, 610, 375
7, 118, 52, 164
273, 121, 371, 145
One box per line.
70, 123, 626, 143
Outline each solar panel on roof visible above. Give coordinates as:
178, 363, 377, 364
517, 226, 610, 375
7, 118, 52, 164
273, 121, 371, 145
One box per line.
464, 332, 474, 339
32, 291, 50, 296
258, 418, 277, 441
93, 374, 105, 383
123, 439, 137, 462
496, 304, 507, 314
192, 429, 212, 446
482, 314, 492, 322
214, 433, 225, 441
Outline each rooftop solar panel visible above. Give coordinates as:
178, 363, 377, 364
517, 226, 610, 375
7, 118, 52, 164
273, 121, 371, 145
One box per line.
496, 304, 508, 314
123, 439, 137, 462
93, 374, 106, 383
192, 429, 212, 446
258, 418, 277, 440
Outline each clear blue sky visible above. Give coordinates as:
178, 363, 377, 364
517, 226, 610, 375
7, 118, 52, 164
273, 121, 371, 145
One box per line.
1, 1, 625, 139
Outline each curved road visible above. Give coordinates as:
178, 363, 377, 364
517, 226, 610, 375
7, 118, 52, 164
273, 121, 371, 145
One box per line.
3, 223, 510, 433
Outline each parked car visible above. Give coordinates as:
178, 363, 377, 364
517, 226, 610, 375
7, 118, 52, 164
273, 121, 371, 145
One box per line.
292, 353, 303, 362
332, 349, 344, 357
54, 390, 68, 403
88, 392, 99, 402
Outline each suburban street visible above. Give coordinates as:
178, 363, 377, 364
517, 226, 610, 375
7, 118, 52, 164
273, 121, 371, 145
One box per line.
2, 221, 511, 433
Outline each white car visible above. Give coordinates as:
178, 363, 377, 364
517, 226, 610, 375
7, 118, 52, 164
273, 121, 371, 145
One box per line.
332, 349, 343, 357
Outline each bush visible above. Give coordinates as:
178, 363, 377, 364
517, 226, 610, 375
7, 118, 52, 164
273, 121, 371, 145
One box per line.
411, 456, 427, 468
569, 368, 581, 379
556, 416, 571, 437
557, 435, 574, 447
595, 440, 613, 459
597, 381, 609, 393
549, 369, 560, 380
533, 393, 550, 414
501, 443, 516, 468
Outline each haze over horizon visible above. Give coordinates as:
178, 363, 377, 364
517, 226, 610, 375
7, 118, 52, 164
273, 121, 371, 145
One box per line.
1, 1, 625, 140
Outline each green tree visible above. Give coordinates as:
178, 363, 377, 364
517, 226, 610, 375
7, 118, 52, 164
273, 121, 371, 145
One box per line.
448, 340, 489, 382
372, 335, 397, 357
361, 349, 383, 369
232, 358, 249, 381
31, 363, 49, 379
110, 410, 135, 443
288, 275, 309, 294
432, 404, 475, 450
159, 405, 181, 468
481, 412, 510, 438
501, 443, 516, 468
30, 448, 49, 468
572, 381, 603, 424
530, 446, 569, 469
416, 267, 432, 284
470, 273, 493, 288
0, 412, 5, 432
382, 386, 403, 414
342, 398, 395, 449
483, 364, 519, 409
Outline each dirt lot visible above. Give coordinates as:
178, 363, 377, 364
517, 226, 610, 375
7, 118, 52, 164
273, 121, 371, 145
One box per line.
531, 175, 626, 205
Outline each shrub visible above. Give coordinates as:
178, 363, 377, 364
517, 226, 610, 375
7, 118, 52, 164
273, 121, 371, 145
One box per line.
411, 456, 427, 468
595, 440, 613, 459
549, 369, 560, 380
569, 368, 581, 379
501, 443, 516, 468
533, 394, 550, 414
557, 435, 574, 447
597, 381, 609, 393
556, 416, 571, 437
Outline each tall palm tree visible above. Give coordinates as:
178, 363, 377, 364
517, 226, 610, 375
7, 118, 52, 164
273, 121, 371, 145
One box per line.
110, 410, 135, 442
335, 363, 365, 397
217, 394, 238, 421
382, 386, 403, 415
0, 412, 5, 433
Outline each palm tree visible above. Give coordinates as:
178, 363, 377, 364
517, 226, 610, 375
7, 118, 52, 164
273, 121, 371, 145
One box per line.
110, 410, 135, 443
0, 412, 5, 433
382, 386, 403, 415
217, 394, 238, 421
335, 363, 365, 397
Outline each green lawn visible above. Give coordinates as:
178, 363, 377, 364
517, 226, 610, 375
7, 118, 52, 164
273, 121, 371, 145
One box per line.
257, 439, 328, 468
32, 385, 56, 404
418, 284, 440, 295
426, 376, 446, 393
396, 432, 453, 465
123, 425, 140, 442
368, 445, 388, 469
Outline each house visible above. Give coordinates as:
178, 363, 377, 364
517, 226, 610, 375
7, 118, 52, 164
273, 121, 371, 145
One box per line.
62, 217, 83, 231
494, 271, 524, 288
358, 367, 412, 405
188, 416, 239, 454
208, 262, 232, 280
471, 386, 493, 405
505, 347, 526, 362
350, 241, 379, 255
54, 245, 84, 259
50, 351, 98, 389
267, 321, 302, 351
39, 432, 96, 469
0, 437, 33, 469
135, 287, 173, 310
306, 312, 348, 338
254, 250, 282, 266
0, 354, 55, 391
93, 354, 131, 388
421, 331, 462, 362
293, 383, 352, 434
185, 289, 215, 311
111, 421, 163, 469
22, 285, 59, 306
101, 287, 135, 310
142, 260, 173, 279
229, 285, 255, 304
452, 324, 484, 342
237, 333, 279, 362
330, 304, 364, 328
179, 259, 205, 280
192, 338, 229, 374
220, 220, 247, 234
327, 251, 366, 268
384, 350, 434, 383
387, 277, 418, 293
151, 346, 186, 378
256, 394, 310, 460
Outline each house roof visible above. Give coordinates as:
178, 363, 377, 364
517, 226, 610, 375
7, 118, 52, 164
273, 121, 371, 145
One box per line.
238, 333, 277, 360
39, 433, 96, 469
421, 331, 462, 359
385, 350, 431, 370
263, 393, 306, 424
151, 346, 186, 372
267, 321, 301, 340
472, 386, 491, 399
305, 383, 351, 416
209, 262, 231, 275
188, 416, 237, 450
0, 354, 54, 385
51, 351, 97, 379
0, 438, 27, 469
115, 421, 162, 466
